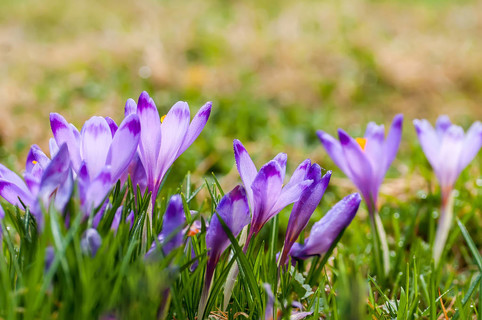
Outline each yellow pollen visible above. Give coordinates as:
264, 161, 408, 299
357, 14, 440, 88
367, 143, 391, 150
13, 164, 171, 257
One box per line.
161, 115, 166, 123
32, 160, 38, 165
355, 137, 367, 151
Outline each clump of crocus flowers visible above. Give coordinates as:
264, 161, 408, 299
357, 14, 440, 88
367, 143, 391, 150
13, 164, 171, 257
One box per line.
0, 90, 480, 318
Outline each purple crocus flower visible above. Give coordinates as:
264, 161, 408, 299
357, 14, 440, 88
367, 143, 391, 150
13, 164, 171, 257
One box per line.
233, 140, 313, 245
0, 144, 72, 228
124, 92, 212, 204
50, 112, 141, 217
198, 185, 250, 317
414, 116, 482, 264
278, 164, 331, 266
146, 195, 186, 258
50, 112, 141, 183
290, 193, 361, 260
317, 114, 403, 214
414, 116, 482, 198
317, 115, 402, 275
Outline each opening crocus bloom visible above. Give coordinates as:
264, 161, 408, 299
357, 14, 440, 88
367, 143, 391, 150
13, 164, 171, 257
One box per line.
50, 112, 141, 216
290, 193, 361, 260
233, 139, 314, 243
414, 115, 482, 265
125, 91, 212, 202
317, 114, 403, 214
413, 115, 482, 194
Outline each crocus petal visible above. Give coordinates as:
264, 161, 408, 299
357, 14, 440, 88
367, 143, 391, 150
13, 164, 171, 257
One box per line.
81, 228, 102, 257
110, 206, 123, 232
126, 152, 148, 195
0, 164, 30, 194
338, 129, 374, 207
383, 114, 403, 173
137, 91, 162, 192
80, 116, 113, 179
364, 123, 386, 194
0, 179, 34, 208
284, 159, 311, 187
435, 115, 452, 137
206, 185, 250, 260
37, 144, 71, 209
458, 121, 482, 173
282, 167, 331, 263
50, 113, 82, 172
159, 195, 186, 254
53, 170, 73, 213
250, 161, 284, 235
106, 114, 141, 182
437, 125, 465, 188
24, 172, 40, 196
233, 139, 258, 209
317, 130, 349, 174
177, 101, 212, 156
104, 117, 118, 137
124, 98, 137, 116
49, 138, 59, 158
290, 312, 313, 320
81, 168, 112, 217
26, 145, 50, 173
413, 119, 440, 170
157, 101, 191, 185
273, 153, 288, 181
270, 179, 313, 218
290, 193, 361, 259
44, 246, 55, 272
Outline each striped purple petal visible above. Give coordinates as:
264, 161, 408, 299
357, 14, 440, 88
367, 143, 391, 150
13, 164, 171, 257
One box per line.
106, 113, 140, 182
290, 193, 361, 259
50, 113, 82, 172
177, 101, 212, 156
156, 101, 191, 185
80, 117, 113, 180
137, 91, 162, 193
233, 139, 257, 210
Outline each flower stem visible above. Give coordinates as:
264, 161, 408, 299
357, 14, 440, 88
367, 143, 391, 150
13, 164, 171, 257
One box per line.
433, 189, 454, 266
369, 208, 389, 278
374, 210, 390, 276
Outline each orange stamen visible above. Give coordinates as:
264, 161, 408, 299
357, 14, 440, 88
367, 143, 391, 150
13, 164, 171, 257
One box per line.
161, 115, 166, 123
187, 226, 200, 236
355, 137, 367, 151
32, 160, 38, 165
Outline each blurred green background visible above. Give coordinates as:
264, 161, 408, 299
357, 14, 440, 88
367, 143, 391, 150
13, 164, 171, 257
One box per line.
1, 0, 481, 199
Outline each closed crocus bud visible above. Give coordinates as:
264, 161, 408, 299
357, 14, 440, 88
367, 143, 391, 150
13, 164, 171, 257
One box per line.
81, 228, 102, 257
290, 193, 361, 260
